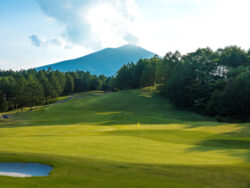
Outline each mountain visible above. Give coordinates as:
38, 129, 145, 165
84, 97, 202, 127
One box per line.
36, 44, 156, 76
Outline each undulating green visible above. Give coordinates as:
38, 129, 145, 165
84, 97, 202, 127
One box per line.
0, 88, 249, 187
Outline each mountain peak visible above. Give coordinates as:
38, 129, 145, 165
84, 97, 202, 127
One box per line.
117, 44, 139, 49
36, 45, 155, 76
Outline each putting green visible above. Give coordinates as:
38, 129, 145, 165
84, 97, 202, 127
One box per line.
0, 88, 249, 187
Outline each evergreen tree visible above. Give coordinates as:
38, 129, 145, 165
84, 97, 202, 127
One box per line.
15, 76, 26, 110
48, 72, 61, 98
25, 75, 44, 110
64, 74, 74, 94
90, 76, 102, 90
37, 71, 51, 103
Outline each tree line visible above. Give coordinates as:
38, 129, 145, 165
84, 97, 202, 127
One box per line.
1, 45, 249, 121
0, 69, 115, 112
114, 46, 250, 121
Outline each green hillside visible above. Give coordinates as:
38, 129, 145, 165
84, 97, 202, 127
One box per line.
0, 88, 249, 188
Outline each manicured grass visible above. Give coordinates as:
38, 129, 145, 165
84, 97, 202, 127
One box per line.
0, 88, 249, 187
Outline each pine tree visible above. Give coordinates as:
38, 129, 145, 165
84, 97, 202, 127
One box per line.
64, 74, 74, 94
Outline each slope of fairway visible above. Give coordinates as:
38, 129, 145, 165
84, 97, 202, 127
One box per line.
0, 88, 249, 188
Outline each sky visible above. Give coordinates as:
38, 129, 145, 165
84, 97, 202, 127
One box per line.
0, 0, 249, 70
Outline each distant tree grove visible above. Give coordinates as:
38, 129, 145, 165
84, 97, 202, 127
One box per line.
0, 45, 249, 121
0, 69, 115, 112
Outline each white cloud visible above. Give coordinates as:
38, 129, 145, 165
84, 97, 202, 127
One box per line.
30, 34, 46, 47
34, 0, 250, 55
85, 0, 140, 47
2, 0, 249, 70
135, 0, 250, 56
34, 0, 140, 50
30, 34, 68, 48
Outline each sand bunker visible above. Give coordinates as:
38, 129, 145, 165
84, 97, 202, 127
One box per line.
0, 162, 53, 177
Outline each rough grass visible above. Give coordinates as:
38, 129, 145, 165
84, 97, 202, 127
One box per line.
0, 88, 249, 187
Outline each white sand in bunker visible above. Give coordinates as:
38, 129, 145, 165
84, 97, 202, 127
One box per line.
0, 162, 53, 177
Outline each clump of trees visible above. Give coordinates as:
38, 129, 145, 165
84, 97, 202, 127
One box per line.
0, 69, 115, 112
114, 46, 250, 121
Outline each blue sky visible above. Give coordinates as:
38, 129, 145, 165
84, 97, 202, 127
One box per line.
0, 0, 249, 70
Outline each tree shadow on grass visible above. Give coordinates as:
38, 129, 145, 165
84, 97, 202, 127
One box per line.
102, 128, 250, 163
190, 139, 250, 149
186, 136, 250, 162
186, 122, 250, 162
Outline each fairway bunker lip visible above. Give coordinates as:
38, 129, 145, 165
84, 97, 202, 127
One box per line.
0, 162, 53, 177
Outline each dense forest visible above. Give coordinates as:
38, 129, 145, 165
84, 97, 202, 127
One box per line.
115, 46, 250, 121
0, 46, 250, 121
0, 69, 115, 112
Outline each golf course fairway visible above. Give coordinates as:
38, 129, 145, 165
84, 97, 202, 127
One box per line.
0, 88, 249, 188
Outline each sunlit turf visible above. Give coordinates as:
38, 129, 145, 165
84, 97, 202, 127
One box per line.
0, 88, 249, 187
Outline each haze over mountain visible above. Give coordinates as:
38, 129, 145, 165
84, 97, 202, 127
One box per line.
36, 44, 155, 76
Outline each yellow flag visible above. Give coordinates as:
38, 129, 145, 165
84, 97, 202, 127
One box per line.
137, 122, 140, 128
